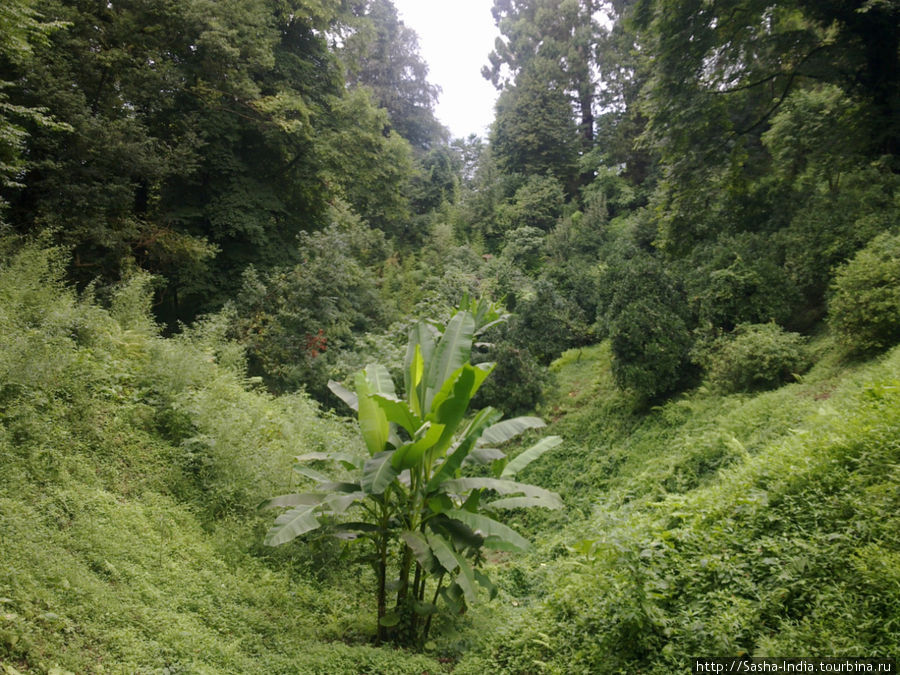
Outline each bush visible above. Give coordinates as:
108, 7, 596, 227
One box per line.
609, 301, 693, 399
509, 278, 593, 365
228, 217, 392, 399
473, 341, 552, 416
703, 323, 809, 393
600, 251, 694, 399
828, 231, 900, 355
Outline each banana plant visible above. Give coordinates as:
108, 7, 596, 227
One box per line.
263, 310, 562, 646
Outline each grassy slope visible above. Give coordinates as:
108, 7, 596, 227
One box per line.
454, 341, 900, 673
2, 245, 898, 673
0, 247, 442, 673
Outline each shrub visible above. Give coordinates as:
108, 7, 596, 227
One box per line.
685, 233, 800, 332
609, 302, 693, 399
499, 174, 566, 232
473, 341, 552, 416
228, 218, 391, 399
508, 278, 594, 365
601, 251, 694, 399
828, 231, 900, 355
703, 323, 809, 393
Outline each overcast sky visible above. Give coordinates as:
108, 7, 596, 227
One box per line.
391, 0, 502, 140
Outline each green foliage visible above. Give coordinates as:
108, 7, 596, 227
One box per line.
762, 85, 865, 192
498, 174, 566, 233
0, 0, 425, 322
828, 231, 900, 355
0, 0, 69, 217
702, 323, 810, 394
775, 159, 900, 311
456, 337, 900, 674
508, 278, 594, 365
229, 211, 392, 398
685, 233, 801, 332
0, 242, 450, 672
340, 0, 445, 150
318, 88, 415, 236
491, 60, 579, 184
501, 226, 546, 272
473, 342, 552, 417
601, 250, 694, 399
409, 146, 461, 214
265, 310, 563, 647
485, 0, 599, 155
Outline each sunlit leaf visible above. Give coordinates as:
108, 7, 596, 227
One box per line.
425, 311, 475, 410
292, 464, 331, 483
426, 406, 502, 491
479, 416, 546, 446
439, 477, 561, 509
264, 505, 321, 546
464, 447, 507, 465
295, 452, 363, 471
365, 363, 395, 396
405, 322, 436, 414
327, 380, 358, 412
392, 421, 446, 469
373, 393, 420, 436
355, 371, 389, 456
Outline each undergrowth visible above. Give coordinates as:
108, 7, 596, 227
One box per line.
454, 339, 900, 673
0, 244, 443, 673
2, 243, 897, 673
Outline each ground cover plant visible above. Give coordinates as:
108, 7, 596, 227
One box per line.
452, 340, 900, 674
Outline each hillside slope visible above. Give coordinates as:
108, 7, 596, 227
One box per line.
0, 246, 442, 673
455, 341, 900, 673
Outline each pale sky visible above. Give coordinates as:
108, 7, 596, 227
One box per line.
391, 0, 502, 140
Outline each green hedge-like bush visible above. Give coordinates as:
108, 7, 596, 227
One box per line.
828, 232, 900, 355
473, 341, 552, 416
704, 323, 809, 393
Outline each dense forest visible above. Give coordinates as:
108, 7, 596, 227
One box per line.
1, 0, 898, 672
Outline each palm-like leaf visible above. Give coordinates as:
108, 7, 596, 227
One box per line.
264, 504, 321, 546
500, 436, 563, 478
445, 509, 530, 552
438, 477, 562, 509
365, 363, 395, 396
478, 416, 545, 446
372, 393, 421, 436
392, 422, 445, 470
355, 371, 389, 456
361, 450, 399, 495
327, 380, 358, 412
425, 312, 475, 411
426, 407, 502, 491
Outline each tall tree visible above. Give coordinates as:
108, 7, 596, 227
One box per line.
485, 0, 599, 152
490, 59, 580, 186
4, 0, 414, 321
0, 0, 69, 220
341, 0, 446, 149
